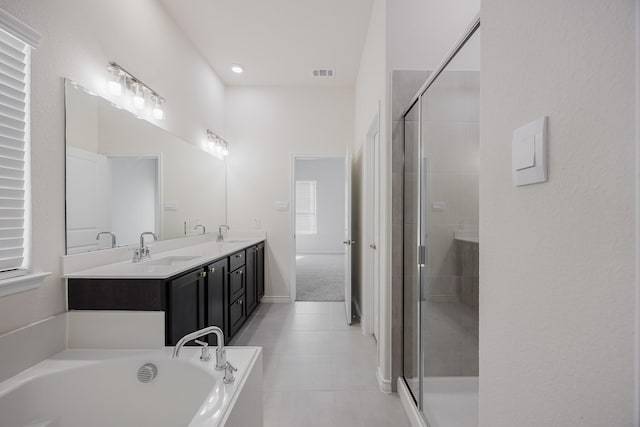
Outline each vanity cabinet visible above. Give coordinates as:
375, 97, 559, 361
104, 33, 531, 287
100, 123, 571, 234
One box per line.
67, 241, 265, 347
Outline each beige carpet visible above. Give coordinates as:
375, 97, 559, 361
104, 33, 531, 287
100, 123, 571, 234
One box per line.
295, 254, 344, 301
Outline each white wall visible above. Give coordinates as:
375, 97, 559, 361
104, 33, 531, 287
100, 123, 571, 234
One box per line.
226, 86, 354, 299
295, 158, 345, 254
480, 1, 635, 426
386, 0, 480, 71
0, 0, 226, 335
353, 0, 388, 380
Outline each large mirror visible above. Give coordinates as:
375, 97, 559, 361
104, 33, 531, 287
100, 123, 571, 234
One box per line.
65, 80, 226, 254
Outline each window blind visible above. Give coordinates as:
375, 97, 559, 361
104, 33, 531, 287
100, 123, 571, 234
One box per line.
296, 180, 317, 235
0, 28, 28, 274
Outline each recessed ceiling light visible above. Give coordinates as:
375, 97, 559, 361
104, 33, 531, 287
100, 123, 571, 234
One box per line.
231, 64, 244, 74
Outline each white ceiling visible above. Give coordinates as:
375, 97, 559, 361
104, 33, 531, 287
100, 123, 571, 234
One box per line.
160, 0, 374, 87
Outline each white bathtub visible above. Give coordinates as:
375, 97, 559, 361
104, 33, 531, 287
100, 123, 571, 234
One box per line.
0, 347, 263, 427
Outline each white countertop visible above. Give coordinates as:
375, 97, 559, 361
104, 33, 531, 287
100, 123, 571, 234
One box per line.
64, 237, 265, 279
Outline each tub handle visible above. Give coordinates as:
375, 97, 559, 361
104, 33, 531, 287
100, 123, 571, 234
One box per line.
195, 339, 212, 362
223, 361, 238, 384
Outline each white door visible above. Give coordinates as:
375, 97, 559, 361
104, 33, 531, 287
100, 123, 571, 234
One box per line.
344, 148, 353, 324
66, 147, 111, 254
365, 131, 379, 338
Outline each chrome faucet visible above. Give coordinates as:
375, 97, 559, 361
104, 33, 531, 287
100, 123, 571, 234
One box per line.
217, 225, 230, 242
96, 231, 117, 248
133, 231, 157, 262
194, 224, 206, 235
172, 326, 236, 383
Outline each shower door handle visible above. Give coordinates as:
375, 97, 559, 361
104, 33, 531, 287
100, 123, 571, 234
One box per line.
419, 245, 427, 266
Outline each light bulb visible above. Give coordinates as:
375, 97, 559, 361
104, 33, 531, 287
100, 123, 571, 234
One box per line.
132, 84, 145, 109
222, 145, 229, 156
231, 64, 244, 74
151, 96, 164, 120
108, 79, 122, 96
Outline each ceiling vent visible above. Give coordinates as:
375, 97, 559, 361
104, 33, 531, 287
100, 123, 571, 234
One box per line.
312, 68, 335, 78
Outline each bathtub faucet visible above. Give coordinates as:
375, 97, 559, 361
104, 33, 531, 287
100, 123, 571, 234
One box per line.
172, 326, 228, 371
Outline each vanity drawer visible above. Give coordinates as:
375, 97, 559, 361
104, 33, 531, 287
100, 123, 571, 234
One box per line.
229, 295, 246, 336
229, 266, 245, 302
229, 250, 246, 271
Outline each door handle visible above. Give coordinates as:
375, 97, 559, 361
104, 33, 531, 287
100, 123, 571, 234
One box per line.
369, 243, 377, 249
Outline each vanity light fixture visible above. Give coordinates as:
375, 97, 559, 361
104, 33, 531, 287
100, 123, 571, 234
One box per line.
207, 129, 230, 157
231, 64, 243, 74
106, 61, 165, 119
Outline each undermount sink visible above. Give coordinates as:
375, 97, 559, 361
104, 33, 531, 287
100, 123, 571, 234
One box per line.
221, 239, 248, 243
143, 255, 201, 266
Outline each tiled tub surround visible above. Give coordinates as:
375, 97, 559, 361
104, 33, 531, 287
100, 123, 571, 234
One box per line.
0, 347, 263, 427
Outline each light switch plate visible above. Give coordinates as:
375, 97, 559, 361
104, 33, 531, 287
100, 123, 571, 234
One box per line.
275, 201, 289, 211
512, 116, 548, 186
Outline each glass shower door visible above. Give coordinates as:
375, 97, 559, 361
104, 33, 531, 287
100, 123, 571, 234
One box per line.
418, 28, 480, 427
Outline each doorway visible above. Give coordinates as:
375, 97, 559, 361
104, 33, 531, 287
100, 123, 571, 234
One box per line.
292, 156, 346, 302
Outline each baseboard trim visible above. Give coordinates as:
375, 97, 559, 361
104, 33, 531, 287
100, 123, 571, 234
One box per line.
260, 296, 291, 303
376, 367, 392, 394
398, 377, 427, 427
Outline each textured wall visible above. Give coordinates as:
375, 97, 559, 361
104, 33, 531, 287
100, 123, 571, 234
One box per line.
480, 1, 636, 425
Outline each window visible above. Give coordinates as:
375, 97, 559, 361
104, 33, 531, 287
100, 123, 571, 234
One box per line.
296, 180, 317, 235
0, 11, 40, 287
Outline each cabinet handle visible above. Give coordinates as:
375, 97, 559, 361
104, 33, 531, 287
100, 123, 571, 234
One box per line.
239, 300, 243, 305
200, 271, 207, 278
209, 267, 215, 273
235, 254, 242, 258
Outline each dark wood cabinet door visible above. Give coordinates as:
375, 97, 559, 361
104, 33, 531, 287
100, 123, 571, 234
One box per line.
229, 294, 246, 337
229, 266, 245, 303
167, 269, 205, 346
257, 244, 265, 300
245, 246, 257, 315
205, 258, 228, 345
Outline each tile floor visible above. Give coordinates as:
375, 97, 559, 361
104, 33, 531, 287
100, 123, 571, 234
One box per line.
230, 301, 411, 427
